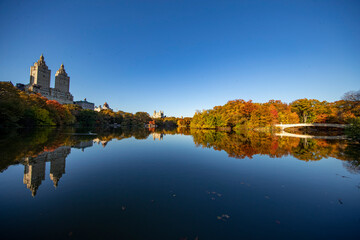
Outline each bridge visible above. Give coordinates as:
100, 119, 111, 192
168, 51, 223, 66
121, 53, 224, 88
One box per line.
274, 123, 349, 140
275, 123, 348, 131
275, 132, 348, 140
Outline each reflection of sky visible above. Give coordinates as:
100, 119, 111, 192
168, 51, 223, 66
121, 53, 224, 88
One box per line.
1, 1, 360, 116
0, 134, 359, 239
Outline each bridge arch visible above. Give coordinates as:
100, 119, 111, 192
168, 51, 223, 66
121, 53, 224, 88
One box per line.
274, 123, 348, 139
275, 123, 348, 131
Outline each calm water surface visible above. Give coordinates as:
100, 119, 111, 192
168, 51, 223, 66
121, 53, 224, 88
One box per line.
0, 128, 359, 239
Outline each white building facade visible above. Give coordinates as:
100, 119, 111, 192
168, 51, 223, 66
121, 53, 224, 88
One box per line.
26, 54, 74, 104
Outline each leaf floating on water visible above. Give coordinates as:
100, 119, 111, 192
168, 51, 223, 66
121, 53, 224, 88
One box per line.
217, 214, 230, 221
336, 174, 351, 179
207, 191, 223, 200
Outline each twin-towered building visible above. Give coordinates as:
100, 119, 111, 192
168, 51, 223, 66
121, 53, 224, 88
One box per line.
26, 54, 74, 104
152, 110, 165, 118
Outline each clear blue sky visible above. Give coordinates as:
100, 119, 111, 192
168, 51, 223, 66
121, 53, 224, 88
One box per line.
1, 0, 359, 117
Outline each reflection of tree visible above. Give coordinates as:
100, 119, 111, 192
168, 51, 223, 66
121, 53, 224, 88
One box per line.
342, 144, 360, 174
291, 139, 323, 161
0, 127, 71, 172
191, 129, 360, 173
191, 129, 299, 159
1, 127, 359, 176
176, 127, 191, 135
0, 127, 153, 172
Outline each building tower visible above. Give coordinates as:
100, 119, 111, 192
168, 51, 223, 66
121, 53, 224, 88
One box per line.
152, 110, 165, 118
29, 54, 51, 90
55, 63, 70, 93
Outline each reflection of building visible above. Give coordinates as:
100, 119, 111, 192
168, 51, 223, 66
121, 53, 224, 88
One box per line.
23, 157, 46, 197
49, 151, 66, 188
93, 138, 110, 147
145, 120, 156, 128
22, 146, 71, 196
152, 132, 164, 141
26, 54, 74, 104
152, 110, 165, 118
73, 140, 94, 151
74, 98, 95, 110
95, 102, 112, 112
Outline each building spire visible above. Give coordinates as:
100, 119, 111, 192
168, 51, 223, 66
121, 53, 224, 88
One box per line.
56, 63, 67, 76
38, 53, 46, 65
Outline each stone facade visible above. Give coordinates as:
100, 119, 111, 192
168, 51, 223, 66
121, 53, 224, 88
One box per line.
75, 98, 95, 110
95, 102, 112, 112
26, 54, 74, 104
55, 64, 70, 93
152, 110, 165, 118
30, 54, 51, 89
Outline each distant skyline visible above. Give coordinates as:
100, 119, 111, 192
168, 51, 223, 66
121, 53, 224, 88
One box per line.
1, 0, 359, 117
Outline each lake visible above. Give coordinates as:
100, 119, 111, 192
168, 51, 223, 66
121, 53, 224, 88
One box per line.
0, 127, 359, 239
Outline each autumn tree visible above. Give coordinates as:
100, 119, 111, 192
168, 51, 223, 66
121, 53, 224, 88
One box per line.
291, 99, 320, 123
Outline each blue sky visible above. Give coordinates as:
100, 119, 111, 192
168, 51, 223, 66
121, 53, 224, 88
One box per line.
1, 0, 359, 117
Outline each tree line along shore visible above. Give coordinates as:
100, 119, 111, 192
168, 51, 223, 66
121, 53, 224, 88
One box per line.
1, 82, 359, 140
0, 82, 187, 130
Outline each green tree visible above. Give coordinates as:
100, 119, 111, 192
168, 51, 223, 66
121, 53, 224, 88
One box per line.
291, 99, 319, 123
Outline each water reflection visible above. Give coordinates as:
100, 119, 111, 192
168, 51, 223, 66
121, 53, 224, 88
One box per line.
191, 129, 360, 165
23, 146, 70, 196
152, 132, 164, 141
1, 127, 359, 197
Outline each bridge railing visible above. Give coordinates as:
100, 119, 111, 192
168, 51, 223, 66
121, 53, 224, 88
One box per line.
274, 123, 348, 129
